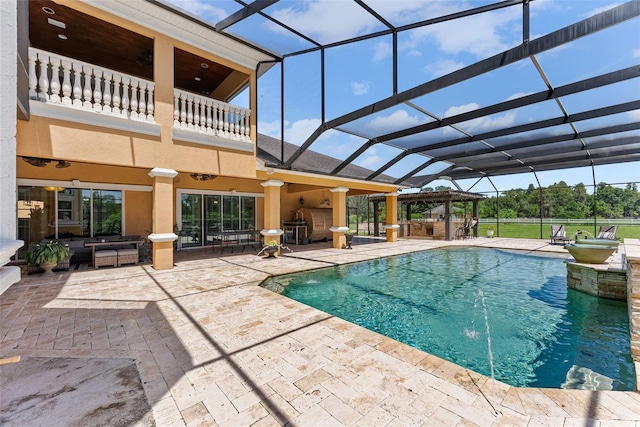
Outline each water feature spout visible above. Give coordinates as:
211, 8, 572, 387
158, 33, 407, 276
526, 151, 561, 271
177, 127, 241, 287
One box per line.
476, 290, 495, 383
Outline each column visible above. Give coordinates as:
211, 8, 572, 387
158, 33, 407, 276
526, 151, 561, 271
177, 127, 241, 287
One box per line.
148, 168, 178, 270
373, 201, 380, 237
385, 192, 399, 242
444, 200, 452, 241
154, 35, 174, 146
472, 201, 479, 238
260, 180, 284, 248
0, 0, 23, 294
329, 187, 349, 249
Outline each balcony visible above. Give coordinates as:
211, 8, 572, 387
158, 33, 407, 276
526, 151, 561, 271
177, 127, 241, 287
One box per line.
28, 48, 251, 145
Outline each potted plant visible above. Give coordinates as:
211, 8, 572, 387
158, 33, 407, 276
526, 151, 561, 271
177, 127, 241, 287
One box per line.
486, 225, 495, 238
258, 240, 292, 258
345, 230, 355, 249
26, 240, 70, 276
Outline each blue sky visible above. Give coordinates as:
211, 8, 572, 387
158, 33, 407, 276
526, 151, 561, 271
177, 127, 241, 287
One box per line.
167, 0, 640, 194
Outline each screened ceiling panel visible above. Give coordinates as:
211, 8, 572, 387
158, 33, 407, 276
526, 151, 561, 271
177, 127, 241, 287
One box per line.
224, 10, 318, 54
260, 0, 387, 46
408, 58, 548, 119
162, 0, 640, 187
335, 105, 436, 139
534, 18, 640, 86
560, 79, 640, 113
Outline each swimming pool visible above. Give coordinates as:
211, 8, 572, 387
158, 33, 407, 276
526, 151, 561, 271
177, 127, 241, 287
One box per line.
261, 247, 635, 390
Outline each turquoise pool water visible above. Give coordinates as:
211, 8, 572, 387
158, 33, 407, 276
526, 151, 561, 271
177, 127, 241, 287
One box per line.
262, 247, 635, 390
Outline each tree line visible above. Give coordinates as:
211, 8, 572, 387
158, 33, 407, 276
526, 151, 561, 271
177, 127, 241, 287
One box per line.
346, 182, 640, 224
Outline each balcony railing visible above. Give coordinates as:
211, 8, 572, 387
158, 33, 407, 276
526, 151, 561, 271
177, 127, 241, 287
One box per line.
29, 48, 155, 122
173, 89, 251, 142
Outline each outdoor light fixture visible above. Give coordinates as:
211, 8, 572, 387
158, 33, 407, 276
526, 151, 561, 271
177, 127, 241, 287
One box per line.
299, 197, 304, 205
190, 173, 216, 181
56, 160, 71, 168
43, 186, 66, 192
22, 157, 51, 167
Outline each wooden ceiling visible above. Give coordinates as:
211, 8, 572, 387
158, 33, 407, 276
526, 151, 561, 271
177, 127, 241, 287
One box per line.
29, 0, 239, 98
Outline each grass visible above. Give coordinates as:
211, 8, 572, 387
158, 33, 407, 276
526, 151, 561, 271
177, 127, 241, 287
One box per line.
478, 223, 640, 240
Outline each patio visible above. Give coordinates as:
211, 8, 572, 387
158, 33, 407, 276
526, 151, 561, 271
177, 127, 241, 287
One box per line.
1, 238, 639, 426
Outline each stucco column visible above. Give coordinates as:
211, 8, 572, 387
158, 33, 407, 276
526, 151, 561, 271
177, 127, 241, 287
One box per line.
0, 0, 23, 294
148, 168, 178, 270
260, 180, 284, 246
385, 192, 400, 242
154, 34, 175, 146
329, 187, 349, 248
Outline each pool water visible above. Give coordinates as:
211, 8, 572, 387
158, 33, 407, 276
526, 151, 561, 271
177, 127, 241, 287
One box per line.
262, 247, 635, 390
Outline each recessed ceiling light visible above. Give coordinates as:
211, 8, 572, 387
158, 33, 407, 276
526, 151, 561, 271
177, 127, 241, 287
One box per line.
194, 77, 201, 81
47, 17, 66, 29
42, 7, 55, 14
201, 63, 209, 69
58, 34, 68, 40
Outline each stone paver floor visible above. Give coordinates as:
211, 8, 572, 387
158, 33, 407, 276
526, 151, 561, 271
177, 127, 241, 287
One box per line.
1, 237, 639, 426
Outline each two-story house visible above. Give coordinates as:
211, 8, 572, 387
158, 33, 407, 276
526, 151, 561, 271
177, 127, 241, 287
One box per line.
2, 0, 400, 291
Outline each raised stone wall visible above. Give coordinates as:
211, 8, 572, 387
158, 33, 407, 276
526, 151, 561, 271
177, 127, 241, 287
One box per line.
624, 239, 640, 382
566, 263, 627, 300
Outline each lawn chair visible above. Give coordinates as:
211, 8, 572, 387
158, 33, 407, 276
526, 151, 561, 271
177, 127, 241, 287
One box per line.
596, 225, 617, 240
550, 224, 570, 245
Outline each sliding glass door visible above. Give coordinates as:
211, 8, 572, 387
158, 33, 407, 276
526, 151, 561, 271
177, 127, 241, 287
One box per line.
179, 192, 256, 248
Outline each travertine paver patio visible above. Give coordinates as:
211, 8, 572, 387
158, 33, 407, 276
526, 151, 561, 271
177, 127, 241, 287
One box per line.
1, 238, 639, 426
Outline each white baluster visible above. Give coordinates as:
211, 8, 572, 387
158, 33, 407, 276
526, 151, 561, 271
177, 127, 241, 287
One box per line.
82, 65, 92, 109
187, 95, 194, 129
240, 111, 246, 140
71, 64, 82, 107
245, 111, 251, 139
180, 92, 187, 128
38, 55, 50, 101
130, 79, 139, 119
205, 100, 212, 134
112, 73, 122, 115
28, 51, 37, 99
102, 71, 113, 112
49, 58, 62, 103
60, 60, 72, 104
146, 83, 154, 122
139, 83, 147, 119
217, 103, 225, 135
223, 105, 230, 136
121, 76, 130, 117
193, 97, 200, 131
93, 69, 103, 111
173, 90, 180, 127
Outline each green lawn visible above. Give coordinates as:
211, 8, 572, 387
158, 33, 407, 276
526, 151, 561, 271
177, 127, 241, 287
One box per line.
477, 223, 640, 240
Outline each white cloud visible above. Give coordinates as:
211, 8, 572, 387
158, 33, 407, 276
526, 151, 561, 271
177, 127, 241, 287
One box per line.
365, 109, 426, 134
403, 8, 520, 58
628, 110, 640, 122
425, 59, 466, 77
257, 119, 286, 139
267, 1, 381, 44
444, 103, 479, 118
357, 147, 384, 169
259, 118, 338, 146
373, 41, 392, 62
351, 81, 371, 96
165, 0, 229, 21
632, 49, 640, 58
443, 103, 517, 134
407, 50, 422, 57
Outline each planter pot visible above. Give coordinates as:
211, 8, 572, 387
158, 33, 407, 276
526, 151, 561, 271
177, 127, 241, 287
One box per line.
264, 246, 278, 258
39, 260, 57, 276
486, 230, 494, 238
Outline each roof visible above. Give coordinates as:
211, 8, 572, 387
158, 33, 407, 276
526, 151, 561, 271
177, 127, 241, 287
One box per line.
369, 190, 485, 203
162, 0, 640, 188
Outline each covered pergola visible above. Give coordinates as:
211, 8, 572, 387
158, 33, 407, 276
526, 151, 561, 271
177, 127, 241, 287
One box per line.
369, 190, 485, 241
